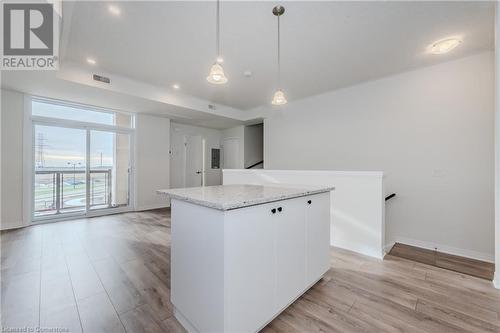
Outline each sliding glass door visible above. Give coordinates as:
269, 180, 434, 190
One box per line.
31, 98, 134, 221
34, 125, 87, 216
89, 130, 131, 210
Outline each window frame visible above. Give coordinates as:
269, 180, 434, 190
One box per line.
25, 95, 136, 224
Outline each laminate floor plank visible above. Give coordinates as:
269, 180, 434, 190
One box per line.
65, 253, 106, 301
3, 208, 500, 333
161, 315, 187, 333
120, 303, 166, 333
40, 304, 82, 333
77, 292, 126, 333
119, 258, 174, 321
92, 258, 145, 315
325, 266, 419, 310
416, 298, 500, 333
0, 270, 40, 329
389, 243, 495, 280
339, 280, 471, 333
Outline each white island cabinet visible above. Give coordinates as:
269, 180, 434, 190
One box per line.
158, 184, 333, 333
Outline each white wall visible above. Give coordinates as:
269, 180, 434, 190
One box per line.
224, 169, 385, 259
135, 114, 171, 211
262, 52, 495, 261
244, 124, 263, 168
170, 122, 223, 188
1, 89, 25, 229
0, 89, 175, 224
494, 4, 500, 288
0, 86, 2, 228
222, 124, 264, 169
222, 126, 245, 169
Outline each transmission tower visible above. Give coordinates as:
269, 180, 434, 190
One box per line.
35, 132, 49, 168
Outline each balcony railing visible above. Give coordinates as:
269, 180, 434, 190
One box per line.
34, 169, 112, 216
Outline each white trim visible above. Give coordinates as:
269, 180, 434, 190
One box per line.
30, 206, 133, 226
494, 0, 500, 295
384, 242, 396, 255
393, 237, 495, 263
223, 169, 384, 178
135, 203, 170, 212
1, 221, 25, 231
31, 116, 134, 134
32, 95, 135, 120
494, 273, 500, 289
26, 94, 136, 224
263, 119, 270, 169
23, 94, 32, 227
333, 239, 384, 260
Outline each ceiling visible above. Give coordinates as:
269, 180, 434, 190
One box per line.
61, 1, 495, 110
0, 70, 246, 129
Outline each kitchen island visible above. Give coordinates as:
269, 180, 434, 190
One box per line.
158, 184, 333, 333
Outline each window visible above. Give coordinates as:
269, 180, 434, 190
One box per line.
32, 100, 133, 128
31, 98, 134, 220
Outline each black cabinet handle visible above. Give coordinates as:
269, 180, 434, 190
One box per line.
271, 208, 276, 214
277, 207, 282, 212
307, 200, 312, 204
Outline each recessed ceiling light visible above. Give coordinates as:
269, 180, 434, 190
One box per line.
108, 4, 121, 16
86, 57, 96, 65
172, 84, 180, 90
429, 38, 462, 55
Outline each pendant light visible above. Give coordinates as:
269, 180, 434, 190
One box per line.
207, 0, 228, 84
271, 5, 287, 105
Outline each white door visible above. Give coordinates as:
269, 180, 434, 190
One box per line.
223, 138, 240, 169
185, 135, 203, 187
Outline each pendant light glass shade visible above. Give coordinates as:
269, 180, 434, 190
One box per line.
271, 89, 287, 105
272, 6, 287, 105
207, 0, 227, 84
207, 62, 228, 84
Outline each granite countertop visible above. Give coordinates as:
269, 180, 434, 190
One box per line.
157, 184, 334, 211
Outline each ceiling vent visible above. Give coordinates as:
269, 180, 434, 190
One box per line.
92, 74, 110, 84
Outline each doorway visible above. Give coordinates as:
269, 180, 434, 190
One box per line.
31, 98, 134, 221
223, 137, 240, 169
184, 135, 204, 187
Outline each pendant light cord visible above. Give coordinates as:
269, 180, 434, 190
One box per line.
216, 0, 220, 58
277, 13, 281, 88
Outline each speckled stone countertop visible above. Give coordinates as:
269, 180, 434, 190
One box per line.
157, 184, 334, 211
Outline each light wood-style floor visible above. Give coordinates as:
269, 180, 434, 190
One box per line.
2, 209, 500, 333
389, 242, 495, 281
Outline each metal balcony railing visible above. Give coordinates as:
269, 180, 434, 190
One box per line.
34, 169, 112, 216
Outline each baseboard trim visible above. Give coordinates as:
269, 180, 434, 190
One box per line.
135, 203, 170, 212
383, 242, 396, 255
393, 237, 494, 263
1, 221, 26, 231
332, 239, 384, 260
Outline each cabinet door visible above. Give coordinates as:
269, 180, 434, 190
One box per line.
275, 197, 306, 310
306, 192, 331, 286
224, 202, 276, 332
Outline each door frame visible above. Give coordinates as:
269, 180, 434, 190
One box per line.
183, 135, 205, 187
24, 96, 135, 225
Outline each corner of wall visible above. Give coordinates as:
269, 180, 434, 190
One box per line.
383, 242, 395, 255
